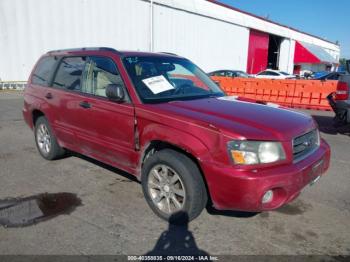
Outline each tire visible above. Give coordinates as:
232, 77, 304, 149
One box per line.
141, 149, 207, 223
34, 116, 65, 160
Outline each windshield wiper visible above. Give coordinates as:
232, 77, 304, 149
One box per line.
143, 93, 224, 104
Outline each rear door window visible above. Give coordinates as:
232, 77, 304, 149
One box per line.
52, 57, 86, 91
31, 56, 58, 86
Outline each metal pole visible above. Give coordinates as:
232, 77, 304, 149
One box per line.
287, 38, 292, 74
150, 0, 154, 52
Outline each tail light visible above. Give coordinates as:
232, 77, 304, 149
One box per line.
335, 82, 349, 101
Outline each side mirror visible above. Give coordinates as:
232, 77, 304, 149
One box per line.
346, 60, 350, 74
106, 84, 125, 102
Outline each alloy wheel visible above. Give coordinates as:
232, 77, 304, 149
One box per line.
36, 124, 51, 155
147, 164, 186, 214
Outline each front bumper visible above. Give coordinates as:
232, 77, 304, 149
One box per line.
202, 139, 331, 211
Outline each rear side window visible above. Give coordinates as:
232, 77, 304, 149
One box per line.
52, 57, 85, 91
31, 56, 58, 86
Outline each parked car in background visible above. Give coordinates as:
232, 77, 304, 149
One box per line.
312, 71, 344, 81
208, 70, 250, 78
327, 60, 350, 123
312, 71, 328, 79
255, 69, 296, 79
300, 70, 313, 79
337, 65, 346, 73
23, 47, 330, 223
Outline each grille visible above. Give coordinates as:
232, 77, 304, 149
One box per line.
293, 129, 320, 161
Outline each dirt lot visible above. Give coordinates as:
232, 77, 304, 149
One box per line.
0, 91, 349, 256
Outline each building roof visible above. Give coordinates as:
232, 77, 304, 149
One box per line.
207, 0, 337, 46
294, 41, 338, 64
152, 0, 338, 51
213, 0, 340, 48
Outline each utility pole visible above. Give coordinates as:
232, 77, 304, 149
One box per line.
150, 0, 154, 52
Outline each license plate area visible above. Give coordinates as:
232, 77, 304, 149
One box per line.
308, 159, 324, 186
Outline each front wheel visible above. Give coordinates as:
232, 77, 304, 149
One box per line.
141, 149, 207, 223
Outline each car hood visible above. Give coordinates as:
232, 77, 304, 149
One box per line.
148, 97, 316, 141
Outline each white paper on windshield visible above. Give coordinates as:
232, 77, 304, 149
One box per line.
142, 75, 174, 94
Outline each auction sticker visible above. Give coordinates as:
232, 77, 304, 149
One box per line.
142, 75, 174, 94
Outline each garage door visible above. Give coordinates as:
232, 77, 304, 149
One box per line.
247, 30, 269, 74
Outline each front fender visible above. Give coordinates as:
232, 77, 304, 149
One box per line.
137, 122, 225, 204
140, 123, 212, 163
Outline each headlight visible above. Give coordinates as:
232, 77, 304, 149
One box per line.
228, 140, 286, 165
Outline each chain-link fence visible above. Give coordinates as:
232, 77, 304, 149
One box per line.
0, 81, 27, 90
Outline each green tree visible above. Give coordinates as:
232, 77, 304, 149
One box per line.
339, 58, 347, 67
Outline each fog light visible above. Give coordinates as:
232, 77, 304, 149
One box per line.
262, 190, 273, 204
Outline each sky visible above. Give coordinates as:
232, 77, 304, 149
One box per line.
217, 0, 350, 59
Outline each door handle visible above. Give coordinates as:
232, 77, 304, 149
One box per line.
45, 93, 53, 99
79, 101, 91, 109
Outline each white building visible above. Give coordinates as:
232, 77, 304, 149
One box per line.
0, 0, 340, 81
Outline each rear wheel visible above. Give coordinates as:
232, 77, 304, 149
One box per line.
141, 149, 207, 223
34, 116, 65, 160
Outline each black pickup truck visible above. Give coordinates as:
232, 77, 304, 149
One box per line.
327, 60, 350, 123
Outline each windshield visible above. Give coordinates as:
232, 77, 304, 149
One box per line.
123, 56, 224, 103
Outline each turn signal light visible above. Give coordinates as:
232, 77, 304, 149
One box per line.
231, 151, 246, 164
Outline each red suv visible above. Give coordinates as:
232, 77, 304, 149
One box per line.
23, 47, 330, 222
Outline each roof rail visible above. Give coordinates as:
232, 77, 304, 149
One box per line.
158, 52, 178, 56
47, 47, 119, 54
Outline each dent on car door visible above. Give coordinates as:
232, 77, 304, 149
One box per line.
77, 56, 137, 171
